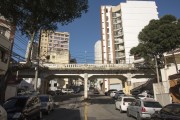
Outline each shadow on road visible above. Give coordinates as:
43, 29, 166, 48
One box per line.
53, 94, 83, 102
82, 94, 115, 104
44, 108, 81, 120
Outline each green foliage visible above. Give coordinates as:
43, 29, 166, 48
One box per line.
0, 0, 88, 37
131, 15, 180, 66
0, 0, 88, 63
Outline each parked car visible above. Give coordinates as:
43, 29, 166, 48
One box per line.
62, 89, 74, 94
115, 96, 135, 112
114, 91, 125, 99
47, 90, 56, 96
105, 89, 117, 96
55, 89, 63, 95
151, 103, 180, 120
135, 94, 152, 99
39, 94, 54, 114
127, 98, 162, 120
110, 91, 117, 97
93, 89, 100, 94
73, 87, 81, 93
0, 105, 7, 120
3, 95, 42, 120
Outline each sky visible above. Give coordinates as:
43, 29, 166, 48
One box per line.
13, 0, 180, 63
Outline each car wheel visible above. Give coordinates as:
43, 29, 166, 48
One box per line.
127, 109, 131, 117
136, 113, 141, 120
119, 106, 123, 113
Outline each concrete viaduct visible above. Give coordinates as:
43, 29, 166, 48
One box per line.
14, 63, 155, 99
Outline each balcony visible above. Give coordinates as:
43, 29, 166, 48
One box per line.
0, 61, 8, 74
0, 34, 11, 51
115, 39, 123, 44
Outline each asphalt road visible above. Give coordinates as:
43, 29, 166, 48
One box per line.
42, 92, 135, 120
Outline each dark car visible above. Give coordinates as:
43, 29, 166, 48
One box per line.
3, 95, 42, 120
151, 103, 180, 120
47, 90, 56, 96
93, 89, 100, 94
39, 95, 54, 115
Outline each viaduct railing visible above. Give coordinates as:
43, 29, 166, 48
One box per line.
41, 63, 135, 70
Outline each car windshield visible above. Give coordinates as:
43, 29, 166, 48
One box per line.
4, 98, 28, 110
143, 101, 162, 108
39, 96, 49, 102
124, 98, 135, 102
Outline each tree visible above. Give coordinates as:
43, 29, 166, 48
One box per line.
0, 0, 88, 103
0, 0, 88, 64
131, 15, 180, 69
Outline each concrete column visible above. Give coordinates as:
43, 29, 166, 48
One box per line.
84, 73, 88, 99
40, 79, 46, 94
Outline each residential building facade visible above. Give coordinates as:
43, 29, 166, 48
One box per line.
100, 0, 159, 93
0, 16, 15, 75
39, 30, 69, 62
100, 0, 158, 64
39, 30, 70, 91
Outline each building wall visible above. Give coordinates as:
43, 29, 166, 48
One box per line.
121, 1, 158, 63
100, 1, 158, 64
0, 16, 15, 75
39, 31, 70, 61
100, 0, 158, 92
48, 50, 70, 64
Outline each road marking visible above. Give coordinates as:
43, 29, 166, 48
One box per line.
84, 102, 88, 120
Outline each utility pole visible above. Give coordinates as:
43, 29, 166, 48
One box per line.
154, 55, 165, 105
154, 55, 160, 83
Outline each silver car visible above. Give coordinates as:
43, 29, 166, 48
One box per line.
39, 95, 54, 114
127, 98, 162, 120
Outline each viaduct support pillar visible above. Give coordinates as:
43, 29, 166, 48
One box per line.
40, 78, 48, 94
84, 73, 88, 99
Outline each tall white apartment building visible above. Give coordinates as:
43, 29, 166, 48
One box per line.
100, 0, 158, 64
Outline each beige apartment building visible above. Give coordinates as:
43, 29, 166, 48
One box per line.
39, 30, 70, 90
39, 30, 70, 63
0, 16, 15, 75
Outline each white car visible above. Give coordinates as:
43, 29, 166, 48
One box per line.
115, 96, 135, 113
114, 91, 125, 99
110, 91, 117, 97
127, 98, 162, 120
0, 105, 7, 120
39, 95, 54, 114
136, 94, 152, 99
62, 89, 74, 94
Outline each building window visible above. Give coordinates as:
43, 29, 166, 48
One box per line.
0, 26, 6, 35
54, 83, 57, 87
0, 50, 8, 63
106, 9, 108, 13
106, 16, 109, 21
